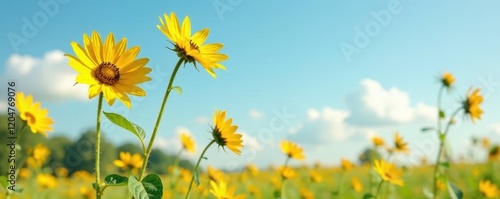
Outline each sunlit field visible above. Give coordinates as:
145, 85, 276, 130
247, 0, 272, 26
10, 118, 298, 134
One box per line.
2, 1, 500, 199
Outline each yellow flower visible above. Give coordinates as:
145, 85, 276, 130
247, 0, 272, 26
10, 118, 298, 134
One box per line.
489, 145, 500, 161
27, 144, 51, 168
373, 159, 404, 186
72, 170, 94, 182
209, 180, 245, 199
207, 166, 225, 183
19, 168, 31, 179
300, 188, 315, 199
245, 164, 259, 176
441, 72, 455, 88
15, 92, 54, 136
180, 132, 196, 154
55, 167, 69, 177
80, 186, 95, 199
113, 151, 144, 170
372, 136, 385, 147
37, 173, 57, 189
393, 132, 409, 154
351, 177, 363, 193
158, 12, 228, 78
211, 110, 243, 155
280, 140, 305, 160
309, 170, 322, 183
480, 180, 500, 198
341, 158, 355, 171
278, 166, 296, 179
462, 88, 483, 123
179, 167, 192, 183
65, 31, 152, 108
482, 138, 491, 149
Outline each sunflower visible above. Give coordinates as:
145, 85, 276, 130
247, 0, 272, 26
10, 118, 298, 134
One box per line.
351, 177, 363, 193
393, 132, 409, 154
341, 158, 355, 171
278, 166, 296, 179
180, 132, 196, 154
209, 180, 244, 199
479, 180, 500, 198
157, 12, 228, 78
372, 136, 385, 147
211, 110, 243, 155
65, 31, 152, 108
207, 166, 225, 183
280, 140, 305, 160
440, 72, 455, 88
462, 88, 483, 123
37, 173, 58, 189
245, 164, 259, 176
300, 188, 314, 199
113, 151, 144, 171
373, 159, 404, 186
309, 170, 322, 183
15, 92, 54, 137
26, 144, 51, 168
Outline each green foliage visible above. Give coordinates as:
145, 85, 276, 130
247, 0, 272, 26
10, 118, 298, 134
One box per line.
128, 174, 163, 199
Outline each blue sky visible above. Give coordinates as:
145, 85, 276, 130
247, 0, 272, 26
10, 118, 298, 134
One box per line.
1, 0, 500, 169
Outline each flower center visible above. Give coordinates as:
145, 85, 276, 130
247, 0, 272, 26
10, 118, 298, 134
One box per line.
94, 62, 120, 85
212, 127, 227, 146
189, 40, 200, 52
384, 172, 392, 179
25, 112, 36, 125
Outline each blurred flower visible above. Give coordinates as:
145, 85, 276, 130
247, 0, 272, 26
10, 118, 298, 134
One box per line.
80, 186, 95, 199
341, 158, 355, 171
482, 137, 491, 149
72, 170, 93, 182
15, 92, 54, 136
372, 136, 385, 147
19, 168, 31, 179
462, 88, 483, 124
163, 190, 173, 199
157, 12, 228, 78
211, 110, 243, 155
279, 166, 296, 179
27, 144, 51, 168
207, 166, 225, 183
65, 31, 152, 108
270, 176, 281, 190
113, 152, 144, 172
209, 180, 244, 199
374, 159, 404, 186
300, 188, 314, 199
180, 132, 196, 154
245, 164, 259, 177
480, 180, 499, 198
314, 161, 322, 169
351, 177, 363, 193
280, 140, 305, 160
309, 170, 322, 183
393, 132, 409, 154
440, 72, 455, 88
37, 173, 57, 189
179, 167, 192, 183
55, 167, 69, 177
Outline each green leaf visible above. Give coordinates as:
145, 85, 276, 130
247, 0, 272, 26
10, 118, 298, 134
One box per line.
193, 170, 200, 186
447, 181, 463, 199
421, 127, 435, 133
439, 110, 446, 118
103, 112, 146, 140
0, 176, 7, 189
170, 86, 182, 95
104, 174, 128, 187
362, 193, 375, 199
141, 174, 163, 199
128, 175, 163, 199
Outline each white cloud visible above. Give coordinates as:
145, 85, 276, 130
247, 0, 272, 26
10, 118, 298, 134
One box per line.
1, 50, 87, 102
249, 109, 263, 119
290, 107, 352, 144
153, 127, 196, 158
345, 79, 436, 126
241, 131, 263, 151
196, 116, 209, 124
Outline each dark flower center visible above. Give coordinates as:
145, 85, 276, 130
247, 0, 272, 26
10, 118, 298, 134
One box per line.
25, 112, 36, 125
94, 62, 120, 85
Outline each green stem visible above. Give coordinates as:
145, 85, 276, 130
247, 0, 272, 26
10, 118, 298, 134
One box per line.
432, 108, 461, 199
138, 58, 184, 181
374, 180, 385, 199
437, 86, 444, 134
279, 156, 291, 198
185, 140, 216, 199
95, 93, 104, 199
16, 122, 27, 143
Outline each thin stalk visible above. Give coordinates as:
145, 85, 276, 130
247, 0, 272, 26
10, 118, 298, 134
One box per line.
138, 58, 184, 181
95, 93, 104, 199
374, 181, 385, 199
184, 140, 216, 199
432, 108, 461, 199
